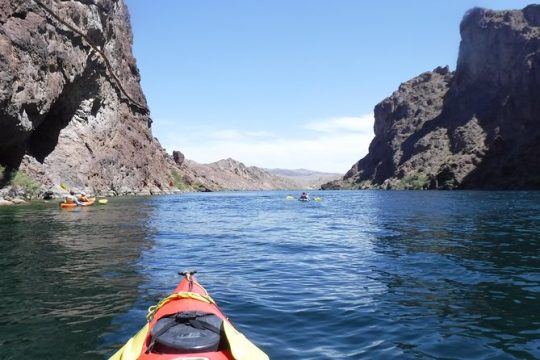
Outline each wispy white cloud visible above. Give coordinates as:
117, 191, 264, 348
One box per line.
156, 114, 375, 173
304, 114, 374, 134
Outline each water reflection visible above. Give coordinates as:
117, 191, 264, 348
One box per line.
0, 198, 157, 360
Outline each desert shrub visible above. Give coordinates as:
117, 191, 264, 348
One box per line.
400, 174, 430, 190
170, 170, 188, 190
10, 171, 41, 199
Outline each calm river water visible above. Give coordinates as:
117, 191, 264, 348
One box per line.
0, 191, 539, 359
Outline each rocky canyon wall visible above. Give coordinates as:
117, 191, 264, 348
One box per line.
326, 5, 540, 190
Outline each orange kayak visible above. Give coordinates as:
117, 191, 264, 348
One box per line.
110, 272, 268, 360
59, 197, 96, 208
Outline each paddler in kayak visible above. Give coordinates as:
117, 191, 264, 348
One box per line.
299, 192, 310, 201
65, 190, 81, 206
78, 191, 89, 203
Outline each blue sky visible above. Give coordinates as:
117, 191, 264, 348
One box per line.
125, 0, 533, 172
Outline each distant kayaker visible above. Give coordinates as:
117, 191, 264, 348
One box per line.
78, 191, 89, 203
66, 190, 81, 206
299, 192, 310, 201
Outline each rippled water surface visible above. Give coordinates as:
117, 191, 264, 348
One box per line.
1, 191, 539, 359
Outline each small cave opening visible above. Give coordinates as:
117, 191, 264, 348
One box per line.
27, 66, 99, 163
0, 145, 23, 187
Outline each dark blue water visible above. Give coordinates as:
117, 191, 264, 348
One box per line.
1, 191, 539, 359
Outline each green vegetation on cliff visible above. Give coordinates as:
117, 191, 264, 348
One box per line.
395, 175, 430, 190
0, 165, 41, 200
171, 170, 188, 190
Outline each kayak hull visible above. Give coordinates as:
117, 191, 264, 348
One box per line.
110, 273, 268, 360
59, 197, 96, 208
140, 277, 233, 360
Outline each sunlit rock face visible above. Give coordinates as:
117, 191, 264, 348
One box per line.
328, 5, 540, 190
180, 158, 301, 191
0, 0, 175, 195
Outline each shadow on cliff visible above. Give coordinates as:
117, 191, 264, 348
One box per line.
397, 71, 540, 189
0, 58, 101, 182
27, 59, 100, 163
396, 67, 524, 188
460, 138, 540, 189
400, 71, 497, 163
458, 96, 540, 189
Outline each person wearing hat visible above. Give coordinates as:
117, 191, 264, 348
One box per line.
78, 191, 89, 203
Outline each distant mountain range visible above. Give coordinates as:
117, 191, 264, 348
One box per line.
179, 158, 341, 191
265, 168, 342, 189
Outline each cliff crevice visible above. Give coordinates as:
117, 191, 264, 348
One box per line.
32, 0, 149, 114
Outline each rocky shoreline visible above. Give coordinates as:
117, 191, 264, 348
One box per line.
0, 198, 26, 206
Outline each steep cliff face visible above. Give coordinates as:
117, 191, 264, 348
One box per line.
337, 66, 455, 189
330, 5, 540, 190
0, 0, 175, 196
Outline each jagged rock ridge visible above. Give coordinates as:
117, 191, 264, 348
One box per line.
180, 158, 300, 191
326, 5, 540, 190
0, 0, 177, 196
